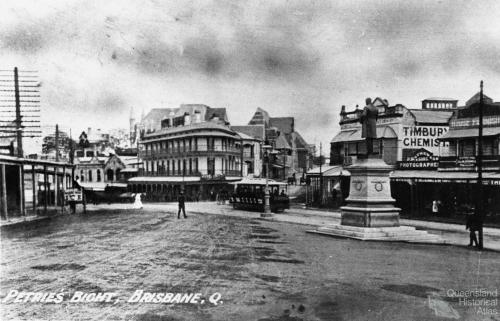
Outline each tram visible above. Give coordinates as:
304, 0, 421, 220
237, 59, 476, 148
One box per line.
229, 178, 290, 213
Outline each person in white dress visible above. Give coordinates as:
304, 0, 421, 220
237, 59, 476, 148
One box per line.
133, 193, 143, 209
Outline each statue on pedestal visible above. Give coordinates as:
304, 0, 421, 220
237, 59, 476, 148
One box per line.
359, 98, 378, 156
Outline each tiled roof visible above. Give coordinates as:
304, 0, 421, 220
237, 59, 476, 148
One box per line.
230, 125, 265, 140
143, 108, 176, 122
274, 133, 291, 149
248, 107, 270, 126
409, 110, 453, 124
291, 132, 309, 150
205, 108, 228, 123
466, 92, 493, 106
142, 121, 236, 138
270, 117, 294, 134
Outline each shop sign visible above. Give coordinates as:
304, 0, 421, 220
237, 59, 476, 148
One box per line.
451, 116, 500, 128
402, 126, 449, 155
398, 149, 439, 169
201, 174, 226, 181
457, 157, 476, 167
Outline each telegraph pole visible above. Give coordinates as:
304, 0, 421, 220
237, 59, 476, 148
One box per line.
319, 142, 323, 206
476, 81, 484, 249
55, 124, 60, 162
14, 67, 23, 157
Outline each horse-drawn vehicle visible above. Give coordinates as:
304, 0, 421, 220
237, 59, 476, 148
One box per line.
229, 178, 290, 213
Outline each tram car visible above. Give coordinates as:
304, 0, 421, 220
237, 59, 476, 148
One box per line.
230, 178, 290, 213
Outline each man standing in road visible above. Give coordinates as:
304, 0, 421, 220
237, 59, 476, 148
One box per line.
466, 213, 479, 248
178, 191, 187, 219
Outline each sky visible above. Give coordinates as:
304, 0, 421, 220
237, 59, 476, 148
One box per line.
1, 0, 500, 153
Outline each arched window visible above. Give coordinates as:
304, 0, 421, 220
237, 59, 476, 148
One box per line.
88, 170, 93, 182
107, 169, 114, 181
97, 170, 101, 182
80, 170, 84, 182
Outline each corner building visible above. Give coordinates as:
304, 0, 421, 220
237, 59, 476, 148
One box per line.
129, 105, 243, 201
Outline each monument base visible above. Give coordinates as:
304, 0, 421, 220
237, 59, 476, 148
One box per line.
341, 206, 400, 227
307, 157, 445, 244
307, 224, 446, 244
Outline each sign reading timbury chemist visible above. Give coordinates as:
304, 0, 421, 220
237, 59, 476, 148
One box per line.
399, 126, 449, 169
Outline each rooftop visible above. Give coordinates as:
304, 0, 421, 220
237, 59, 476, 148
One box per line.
423, 97, 458, 101
409, 110, 453, 124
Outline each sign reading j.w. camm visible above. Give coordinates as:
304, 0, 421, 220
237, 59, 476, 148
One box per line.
402, 126, 449, 155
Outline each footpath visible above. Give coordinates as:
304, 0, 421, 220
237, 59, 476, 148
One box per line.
3, 202, 500, 252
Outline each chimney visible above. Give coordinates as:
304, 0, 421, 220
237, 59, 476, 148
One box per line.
184, 112, 191, 126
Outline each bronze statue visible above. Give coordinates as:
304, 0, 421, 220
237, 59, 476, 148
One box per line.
359, 98, 378, 156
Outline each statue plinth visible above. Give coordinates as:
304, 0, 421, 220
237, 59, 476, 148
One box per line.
340, 157, 400, 227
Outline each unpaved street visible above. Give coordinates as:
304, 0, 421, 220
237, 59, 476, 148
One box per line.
1, 207, 499, 321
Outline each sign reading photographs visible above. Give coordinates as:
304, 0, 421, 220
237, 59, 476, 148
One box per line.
398, 149, 439, 169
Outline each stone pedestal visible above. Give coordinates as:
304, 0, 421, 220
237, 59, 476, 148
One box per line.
307, 157, 445, 244
340, 157, 400, 227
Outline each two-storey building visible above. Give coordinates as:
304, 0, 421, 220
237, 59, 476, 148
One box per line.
326, 97, 454, 211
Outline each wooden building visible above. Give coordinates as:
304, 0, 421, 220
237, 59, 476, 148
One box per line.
0, 155, 73, 220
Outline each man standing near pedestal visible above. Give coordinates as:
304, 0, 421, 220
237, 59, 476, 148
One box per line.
359, 98, 378, 156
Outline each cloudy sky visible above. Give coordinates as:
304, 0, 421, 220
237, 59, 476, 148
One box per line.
1, 0, 500, 150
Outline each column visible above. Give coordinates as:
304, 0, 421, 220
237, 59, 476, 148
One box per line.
54, 167, 59, 208
32, 165, 37, 214
43, 165, 48, 215
61, 166, 66, 212
19, 165, 25, 216
1, 164, 7, 220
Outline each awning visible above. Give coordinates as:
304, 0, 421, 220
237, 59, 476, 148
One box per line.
307, 165, 350, 177
440, 127, 500, 140
390, 170, 500, 185
128, 176, 201, 183
331, 126, 397, 143
78, 182, 128, 191
331, 130, 357, 143
229, 177, 288, 186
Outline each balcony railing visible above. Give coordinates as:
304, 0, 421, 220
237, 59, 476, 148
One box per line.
138, 169, 242, 177
141, 147, 241, 158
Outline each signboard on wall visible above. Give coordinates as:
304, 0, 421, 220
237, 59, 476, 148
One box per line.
398, 149, 439, 169
402, 125, 449, 158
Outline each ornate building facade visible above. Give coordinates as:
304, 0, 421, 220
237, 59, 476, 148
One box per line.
128, 104, 244, 201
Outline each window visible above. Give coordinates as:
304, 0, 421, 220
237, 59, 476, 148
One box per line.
459, 139, 475, 157
88, 170, 92, 182
107, 169, 114, 181
80, 170, 84, 182
97, 170, 101, 182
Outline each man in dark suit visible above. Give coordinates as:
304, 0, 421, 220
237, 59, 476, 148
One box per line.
466, 214, 480, 248
178, 191, 187, 219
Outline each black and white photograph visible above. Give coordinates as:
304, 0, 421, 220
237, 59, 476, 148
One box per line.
1, 0, 500, 320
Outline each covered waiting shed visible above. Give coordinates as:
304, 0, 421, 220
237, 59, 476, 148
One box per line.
0, 154, 74, 220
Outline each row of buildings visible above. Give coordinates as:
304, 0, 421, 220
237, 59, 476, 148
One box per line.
307, 92, 500, 224
129, 104, 313, 201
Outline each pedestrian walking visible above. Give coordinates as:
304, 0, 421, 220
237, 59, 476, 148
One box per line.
466, 213, 480, 248
178, 191, 187, 219
133, 193, 143, 209
432, 200, 439, 215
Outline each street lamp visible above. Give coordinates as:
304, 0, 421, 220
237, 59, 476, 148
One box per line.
261, 144, 273, 217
